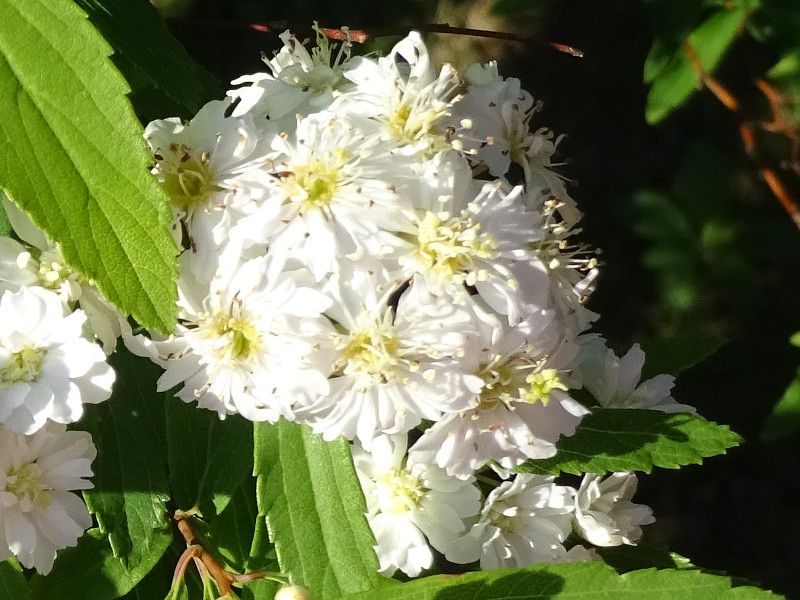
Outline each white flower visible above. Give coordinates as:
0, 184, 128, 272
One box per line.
340, 32, 461, 155
396, 154, 551, 325
126, 245, 334, 422
443, 474, 574, 569
145, 99, 275, 281
0, 423, 96, 574
410, 308, 588, 479
353, 435, 481, 577
0, 287, 114, 434
228, 25, 359, 126
233, 114, 411, 279
300, 261, 483, 448
576, 336, 695, 413
573, 472, 655, 547
0, 196, 122, 354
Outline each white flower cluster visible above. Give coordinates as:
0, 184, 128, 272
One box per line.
0, 196, 113, 572
127, 27, 687, 578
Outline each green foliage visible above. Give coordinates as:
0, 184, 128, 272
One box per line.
73, 0, 218, 121
0, 201, 9, 237
644, 1, 758, 124
0, 559, 30, 599
81, 350, 172, 565
29, 529, 171, 600
253, 420, 383, 599
166, 401, 254, 518
762, 333, 800, 440
516, 409, 741, 476
0, 0, 178, 333
334, 562, 780, 600
640, 330, 728, 378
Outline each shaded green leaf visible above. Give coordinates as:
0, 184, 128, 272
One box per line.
0, 559, 30, 600
335, 562, 779, 600
0, 201, 9, 237
0, 0, 178, 332
641, 330, 728, 378
166, 400, 254, 518
73, 0, 218, 121
516, 409, 741, 476
645, 3, 755, 124
82, 349, 171, 566
30, 529, 171, 600
253, 420, 381, 599
761, 365, 800, 440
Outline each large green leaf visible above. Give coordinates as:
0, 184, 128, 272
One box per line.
253, 421, 382, 599
81, 350, 172, 567
645, 2, 757, 124
29, 529, 171, 600
0, 0, 178, 332
73, 0, 218, 121
0, 559, 30, 599
517, 409, 741, 476
166, 400, 254, 518
334, 562, 780, 600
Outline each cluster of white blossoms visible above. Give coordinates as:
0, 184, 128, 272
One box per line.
0, 196, 114, 572
0, 26, 691, 577
127, 27, 688, 578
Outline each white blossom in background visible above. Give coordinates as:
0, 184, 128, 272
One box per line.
444, 474, 574, 569
575, 335, 695, 413
127, 245, 334, 423
0, 287, 114, 435
572, 472, 655, 547
0, 195, 122, 354
0, 423, 96, 574
353, 435, 481, 577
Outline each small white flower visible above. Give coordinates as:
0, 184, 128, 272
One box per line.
228, 24, 359, 126
0, 287, 114, 434
397, 155, 551, 325
145, 99, 275, 281
410, 307, 588, 479
576, 336, 695, 413
573, 472, 655, 547
300, 261, 483, 448
0, 423, 96, 574
443, 474, 574, 569
341, 32, 461, 155
126, 245, 334, 422
353, 435, 481, 577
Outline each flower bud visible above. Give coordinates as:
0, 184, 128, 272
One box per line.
275, 584, 313, 600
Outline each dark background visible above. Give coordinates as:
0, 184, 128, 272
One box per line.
156, 0, 800, 595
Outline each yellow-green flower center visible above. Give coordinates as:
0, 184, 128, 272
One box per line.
412, 210, 497, 284
375, 469, 425, 514
335, 322, 401, 384
163, 153, 215, 211
6, 461, 52, 510
0, 345, 47, 386
386, 100, 449, 150
523, 369, 567, 406
285, 160, 343, 210
37, 248, 73, 291
212, 315, 261, 361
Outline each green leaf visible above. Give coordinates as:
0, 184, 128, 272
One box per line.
640, 330, 728, 378
0, 0, 178, 332
0, 201, 10, 237
334, 562, 780, 600
0, 559, 30, 599
166, 401, 254, 518
81, 349, 171, 567
516, 409, 742, 476
761, 365, 800, 440
645, 3, 755, 124
30, 529, 171, 600
73, 0, 218, 121
253, 420, 382, 599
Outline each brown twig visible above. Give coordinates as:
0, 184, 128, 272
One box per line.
683, 39, 800, 231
